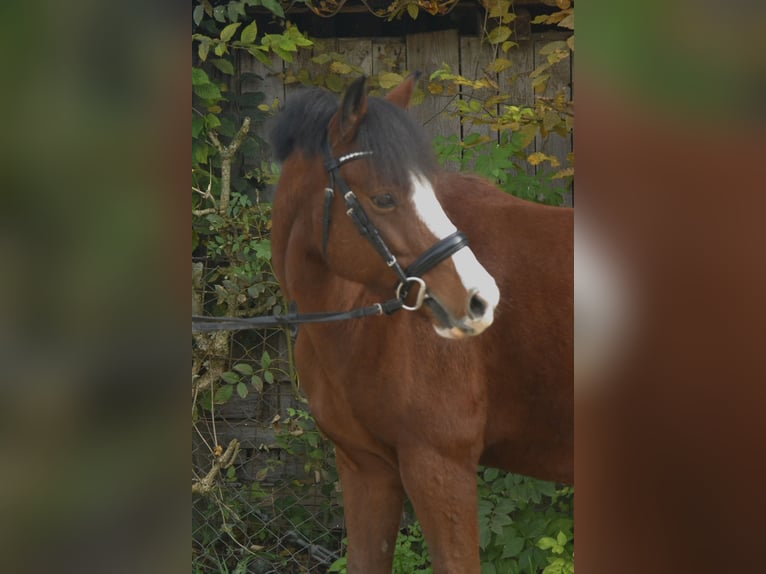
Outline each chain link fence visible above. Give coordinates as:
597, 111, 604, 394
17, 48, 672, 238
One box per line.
193, 254, 346, 574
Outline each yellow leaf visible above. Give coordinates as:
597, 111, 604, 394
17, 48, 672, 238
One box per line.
552, 167, 574, 179
407, 3, 418, 20
487, 26, 512, 45
488, 58, 513, 73
519, 124, 538, 147
566, 35, 575, 51
527, 152, 547, 166
559, 12, 574, 30
378, 72, 404, 89
538, 41, 568, 56
198, 41, 210, 62
428, 82, 444, 95
487, 0, 511, 19
330, 61, 352, 75
543, 110, 560, 131
556, 0, 571, 8
257, 104, 271, 112
325, 74, 344, 92
501, 41, 518, 53
531, 73, 550, 93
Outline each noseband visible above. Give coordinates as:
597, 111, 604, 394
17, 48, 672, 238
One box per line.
322, 137, 469, 311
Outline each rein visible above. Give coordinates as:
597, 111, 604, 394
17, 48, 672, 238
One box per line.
191, 135, 470, 334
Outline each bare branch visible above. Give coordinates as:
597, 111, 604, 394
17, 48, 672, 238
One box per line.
208, 117, 251, 214
192, 439, 241, 495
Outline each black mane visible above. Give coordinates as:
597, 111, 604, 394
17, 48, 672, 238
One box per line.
269, 87, 438, 187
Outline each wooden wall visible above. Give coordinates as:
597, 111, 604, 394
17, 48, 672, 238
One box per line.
241, 29, 573, 206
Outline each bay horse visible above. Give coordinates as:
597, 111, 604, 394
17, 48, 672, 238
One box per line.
269, 75, 573, 573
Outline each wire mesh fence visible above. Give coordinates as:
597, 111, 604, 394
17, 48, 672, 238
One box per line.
193, 249, 346, 574
192, 324, 345, 574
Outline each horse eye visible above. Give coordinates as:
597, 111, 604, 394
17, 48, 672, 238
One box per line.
371, 194, 396, 210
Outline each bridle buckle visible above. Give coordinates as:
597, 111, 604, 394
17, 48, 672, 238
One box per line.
396, 277, 428, 311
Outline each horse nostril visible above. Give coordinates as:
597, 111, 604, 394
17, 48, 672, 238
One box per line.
468, 291, 489, 319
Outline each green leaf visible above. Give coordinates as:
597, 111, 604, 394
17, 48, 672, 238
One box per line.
205, 113, 221, 129
221, 371, 240, 384
261, 350, 272, 369
233, 363, 254, 376
192, 114, 204, 138
479, 522, 492, 551
192, 67, 210, 86
490, 513, 512, 535
198, 40, 210, 62
193, 141, 209, 164
251, 374, 264, 393
484, 467, 500, 482
236, 382, 248, 399
478, 499, 494, 518
500, 530, 525, 558
261, 0, 285, 18
227, 1, 244, 22
211, 58, 234, 75
264, 370, 274, 384
214, 383, 234, 404
538, 536, 557, 550
272, 46, 293, 62
193, 82, 223, 101
220, 22, 241, 43
193, 5, 204, 27
241, 20, 258, 44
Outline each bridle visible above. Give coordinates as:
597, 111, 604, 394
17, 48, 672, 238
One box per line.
321, 136, 470, 312
190, 134, 472, 334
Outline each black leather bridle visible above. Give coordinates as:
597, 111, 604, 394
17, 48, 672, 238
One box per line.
190, 136, 472, 333
321, 136, 470, 311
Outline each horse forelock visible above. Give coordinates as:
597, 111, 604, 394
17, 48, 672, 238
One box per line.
269, 87, 438, 188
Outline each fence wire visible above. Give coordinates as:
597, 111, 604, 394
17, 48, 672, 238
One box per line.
193, 256, 345, 574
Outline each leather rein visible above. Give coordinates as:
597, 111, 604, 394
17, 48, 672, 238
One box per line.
191, 136, 469, 333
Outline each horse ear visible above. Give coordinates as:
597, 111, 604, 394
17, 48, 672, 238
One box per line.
329, 76, 368, 145
386, 71, 421, 109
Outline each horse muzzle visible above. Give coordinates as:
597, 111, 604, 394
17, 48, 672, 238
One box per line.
426, 288, 496, 340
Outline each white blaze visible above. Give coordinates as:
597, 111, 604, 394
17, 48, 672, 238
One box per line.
409, 173, 500, 335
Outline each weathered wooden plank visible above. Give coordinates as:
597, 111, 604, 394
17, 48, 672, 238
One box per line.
338, 37, 373, 76
239, 50, 284, 104
406, 30, 461, 144
533, 32, 573, 206
371, 37, 406, 76
459, 36, 496, 143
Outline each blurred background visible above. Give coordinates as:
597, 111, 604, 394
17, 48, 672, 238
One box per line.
1, 0, 765, 572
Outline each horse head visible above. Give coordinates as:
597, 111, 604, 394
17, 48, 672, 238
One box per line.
273, 75, 500, 339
